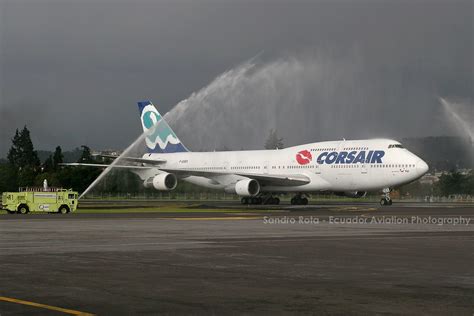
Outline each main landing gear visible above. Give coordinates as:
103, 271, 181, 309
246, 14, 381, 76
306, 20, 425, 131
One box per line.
380, 188, 393, 206
290, 194, 308, 205
241, 194, 280, 205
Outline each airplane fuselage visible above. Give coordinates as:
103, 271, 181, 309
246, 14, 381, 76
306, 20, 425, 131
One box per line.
138, 138, 428, 194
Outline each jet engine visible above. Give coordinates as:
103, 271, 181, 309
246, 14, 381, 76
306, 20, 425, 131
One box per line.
225, 179, 260, 196
144, 173, 178, 191
335, 191, 367, 198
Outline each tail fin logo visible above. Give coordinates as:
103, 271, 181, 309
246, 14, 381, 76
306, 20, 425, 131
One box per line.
143, 110, 160, 130
139, 102, 187, 153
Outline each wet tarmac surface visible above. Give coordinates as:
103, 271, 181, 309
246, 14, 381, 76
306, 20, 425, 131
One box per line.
1, 202, 473, 315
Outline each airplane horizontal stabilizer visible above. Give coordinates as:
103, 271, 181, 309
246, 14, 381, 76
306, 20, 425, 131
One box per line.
93, 155, 166, 165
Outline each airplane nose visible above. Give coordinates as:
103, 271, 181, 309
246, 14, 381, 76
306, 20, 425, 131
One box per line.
416, 159, 429, 175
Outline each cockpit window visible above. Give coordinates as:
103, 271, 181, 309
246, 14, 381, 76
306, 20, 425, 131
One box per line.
388, 144, 404, 149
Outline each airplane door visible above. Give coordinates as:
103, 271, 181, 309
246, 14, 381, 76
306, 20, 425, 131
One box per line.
224, 161, 230, 172
352, 162, 369, 189
263, 161, 270, 174
314, 163, 321, 174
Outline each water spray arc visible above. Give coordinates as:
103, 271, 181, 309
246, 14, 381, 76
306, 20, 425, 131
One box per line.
440, 97, 474, 143
79, 132, 148, 199
164, 55, 361, 151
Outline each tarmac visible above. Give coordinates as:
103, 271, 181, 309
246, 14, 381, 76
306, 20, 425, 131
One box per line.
0, 202, 473, 315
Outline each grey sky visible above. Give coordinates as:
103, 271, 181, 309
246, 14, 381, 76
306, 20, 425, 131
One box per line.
0, 0, 472, 156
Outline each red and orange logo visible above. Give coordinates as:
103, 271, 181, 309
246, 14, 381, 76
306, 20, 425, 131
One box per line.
296, 150, 312, 165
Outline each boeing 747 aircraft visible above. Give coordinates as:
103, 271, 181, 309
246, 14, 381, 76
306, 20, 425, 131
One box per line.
68, 101, 429, 206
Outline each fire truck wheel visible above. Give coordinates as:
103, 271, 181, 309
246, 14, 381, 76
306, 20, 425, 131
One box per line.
58, 205, 70, 214
17, 204, 29, 214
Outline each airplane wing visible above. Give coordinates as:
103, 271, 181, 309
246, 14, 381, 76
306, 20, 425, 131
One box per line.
94, 155, 166, 165
59, 163, 310, 186
59, 163, 152, 169
160, 168, 311, 186
235, 173, 310, 186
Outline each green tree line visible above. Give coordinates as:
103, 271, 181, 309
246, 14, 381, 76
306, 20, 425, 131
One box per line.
399, 171, 474, 197
0, 127, 472, 196
0, 126, 104, 193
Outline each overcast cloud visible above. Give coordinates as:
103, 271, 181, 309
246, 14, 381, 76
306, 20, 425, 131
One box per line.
0, 0, 472, 155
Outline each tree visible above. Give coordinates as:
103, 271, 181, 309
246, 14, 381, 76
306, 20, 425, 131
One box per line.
53, 146, 64, 170
7, 126, 40, 170
78, 145, 94, 163
5, 126, 40, 187
264, 129, 284, 149
398, 180, 433, 197
0, 163, 18, 192
42, 155, 54, 172
462, 171, 474, 195
436, 171, 473, 195
54, 145, 101, 193
6, 129, 20, 167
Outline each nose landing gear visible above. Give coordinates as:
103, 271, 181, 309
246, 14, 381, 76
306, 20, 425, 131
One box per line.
380, 188, 393, 206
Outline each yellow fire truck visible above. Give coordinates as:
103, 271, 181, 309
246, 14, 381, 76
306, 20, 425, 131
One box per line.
1, 187, 78, 214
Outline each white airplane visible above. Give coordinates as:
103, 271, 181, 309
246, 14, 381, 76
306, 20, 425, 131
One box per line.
69, 100, 429, 206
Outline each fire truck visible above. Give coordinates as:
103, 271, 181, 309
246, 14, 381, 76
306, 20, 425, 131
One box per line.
1, 185, 78, 214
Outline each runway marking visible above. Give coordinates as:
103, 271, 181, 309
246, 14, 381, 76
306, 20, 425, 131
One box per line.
173, 216, 261, 221
0, 296, 95, 315
331, 207, 378, 212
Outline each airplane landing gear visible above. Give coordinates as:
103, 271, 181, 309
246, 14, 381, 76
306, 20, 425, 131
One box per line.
241, 197, 248, 205
380, 188, 393, 206
263, 195, 280, 205
241, 194, 280, 205
290, 194, 308, 205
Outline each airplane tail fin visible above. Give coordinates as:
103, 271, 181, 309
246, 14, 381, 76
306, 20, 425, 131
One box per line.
137, 100, 189, 153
